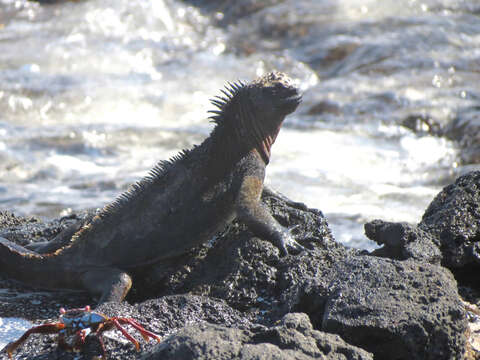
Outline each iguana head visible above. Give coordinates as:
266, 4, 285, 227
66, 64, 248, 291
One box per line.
249, 71, 302, 118
209, 72, 301, 163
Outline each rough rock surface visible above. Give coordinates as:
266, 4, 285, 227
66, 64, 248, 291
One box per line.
365, 220, 441, 264
143, 313, 373, 360
321, 257, 465, 360
363, 171, 480, 358
0, 188, 468, 359
419, 171, 480, 272
365, 171, 480, 288
275, 248, 466, 360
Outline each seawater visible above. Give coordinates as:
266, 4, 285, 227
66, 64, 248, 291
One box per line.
0, 0, 478, 253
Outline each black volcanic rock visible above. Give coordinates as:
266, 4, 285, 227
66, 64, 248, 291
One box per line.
365, 171, 480, 290
321, 256, 465, 360
365, 219, 441, 264
143, 313, 373, 360
0, 188, 468, 359
418, 171, 480, 291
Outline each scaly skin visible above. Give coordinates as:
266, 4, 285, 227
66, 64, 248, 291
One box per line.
0, 72, 303, 304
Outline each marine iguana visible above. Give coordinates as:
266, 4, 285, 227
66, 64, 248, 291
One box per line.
0, 72, 303, 304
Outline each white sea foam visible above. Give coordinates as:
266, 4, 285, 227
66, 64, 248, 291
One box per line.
46, 155, 108, 175
267, 126, 457, 245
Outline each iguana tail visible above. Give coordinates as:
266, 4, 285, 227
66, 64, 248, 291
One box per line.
0, 237, 132, 303
0, 237, 80, 290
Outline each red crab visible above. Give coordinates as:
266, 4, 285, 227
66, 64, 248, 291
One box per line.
2, 305, 161, 359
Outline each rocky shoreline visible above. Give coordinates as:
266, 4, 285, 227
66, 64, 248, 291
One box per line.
0, 171, 479, 359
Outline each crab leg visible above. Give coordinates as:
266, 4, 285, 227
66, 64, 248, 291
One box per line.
95, 332, 108, 360
2, 323, 65, 359
115, 318, 161, 343
111, 319, 140, 350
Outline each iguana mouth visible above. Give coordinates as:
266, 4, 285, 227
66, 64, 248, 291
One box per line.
276, 78, 301, 103
285, 94, 302, 105
280, 92, 302, 113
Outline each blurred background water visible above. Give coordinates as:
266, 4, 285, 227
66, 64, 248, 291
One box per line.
0, 0, 479, 251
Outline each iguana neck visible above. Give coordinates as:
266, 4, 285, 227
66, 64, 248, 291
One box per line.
257, 123, 282, 164
208, 118, 282, 175
205, 76, 290, 175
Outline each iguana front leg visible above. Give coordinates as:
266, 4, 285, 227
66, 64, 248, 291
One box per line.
235, 176, 304, 256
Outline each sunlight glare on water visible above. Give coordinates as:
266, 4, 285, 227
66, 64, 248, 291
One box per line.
337, 0, 411, 19
268, 124, 456, 247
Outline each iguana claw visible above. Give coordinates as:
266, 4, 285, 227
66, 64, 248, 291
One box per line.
277, 226, 305, 256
